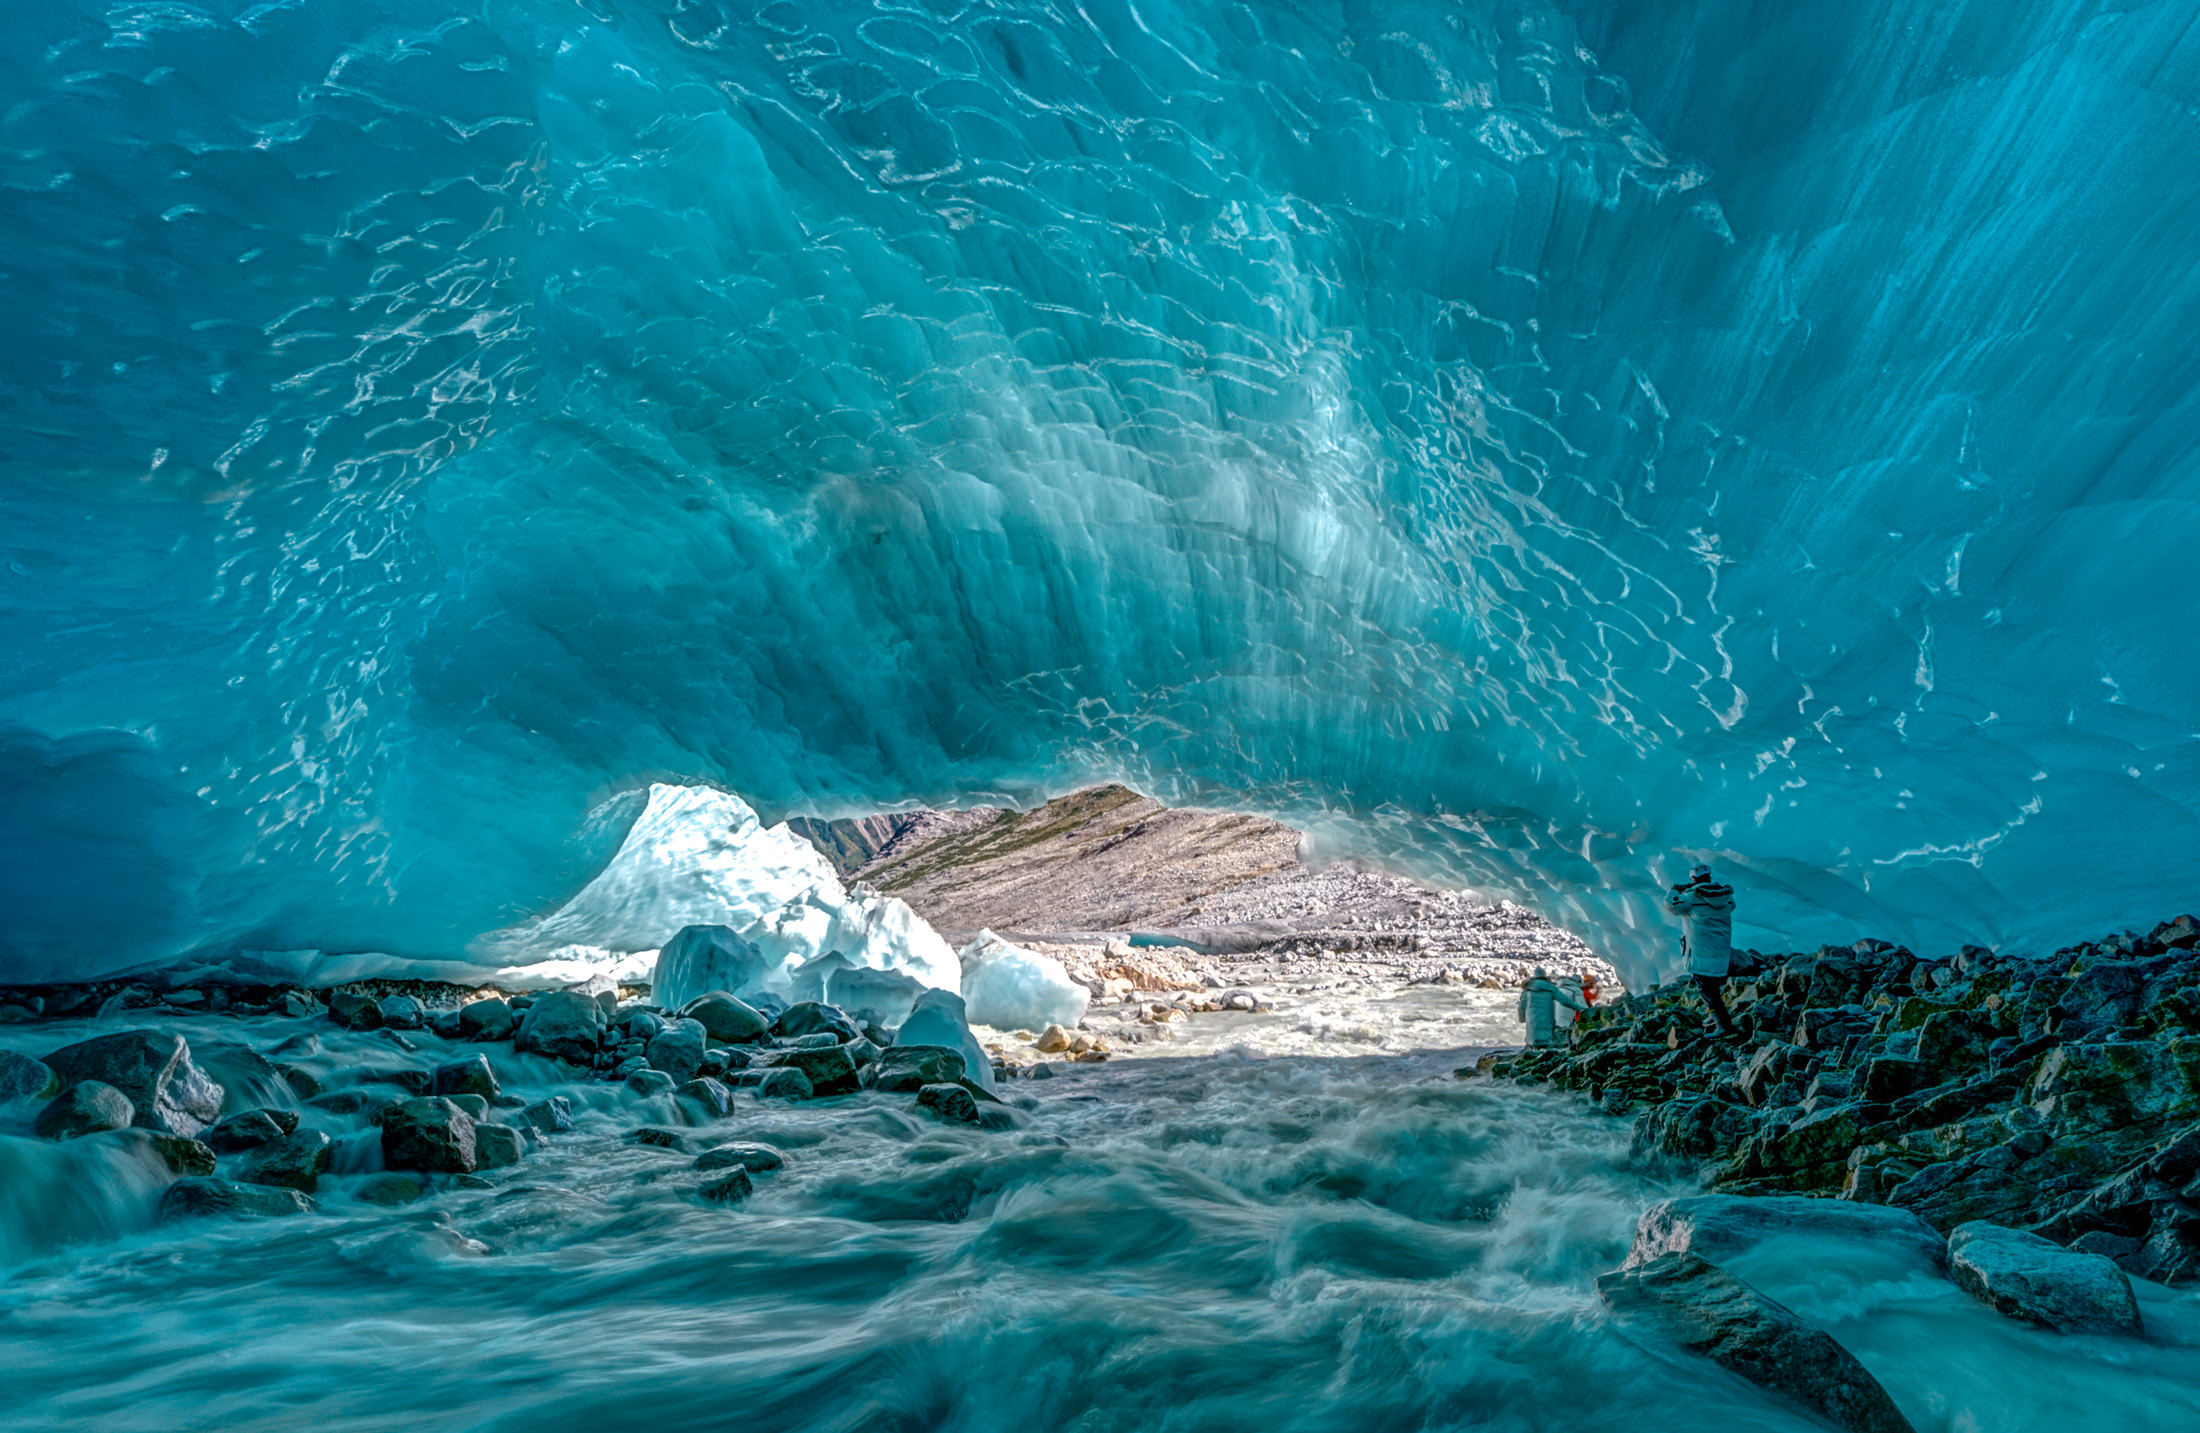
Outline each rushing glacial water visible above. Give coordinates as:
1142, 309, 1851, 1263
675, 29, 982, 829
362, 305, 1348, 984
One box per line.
3, 1009, 2199, 1433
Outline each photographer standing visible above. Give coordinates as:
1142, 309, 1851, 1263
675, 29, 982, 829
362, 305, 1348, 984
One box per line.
1666, 863, 1743, 1040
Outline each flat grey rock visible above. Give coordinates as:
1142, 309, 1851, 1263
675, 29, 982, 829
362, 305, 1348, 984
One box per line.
1948, 1221, 2143, 1336
1629, 1194, 1947, 1270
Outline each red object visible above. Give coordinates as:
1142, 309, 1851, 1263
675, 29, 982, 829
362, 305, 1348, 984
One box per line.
1581, 974, 1600, 1006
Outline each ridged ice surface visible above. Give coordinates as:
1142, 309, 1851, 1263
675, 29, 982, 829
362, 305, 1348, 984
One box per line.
5, 0, 2200, 981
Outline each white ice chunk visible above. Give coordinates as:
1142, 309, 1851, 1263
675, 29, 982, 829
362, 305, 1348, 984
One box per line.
652, 924, 770, 1009
476, 784, 961, 994
893, 988, 996, 1094
958, 929, 1090, 1032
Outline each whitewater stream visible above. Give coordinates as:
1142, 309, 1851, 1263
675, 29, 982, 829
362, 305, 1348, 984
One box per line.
4, 1003, 2198, 1433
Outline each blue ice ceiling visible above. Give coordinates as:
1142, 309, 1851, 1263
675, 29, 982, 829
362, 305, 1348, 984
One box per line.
4, 0, 2199, 982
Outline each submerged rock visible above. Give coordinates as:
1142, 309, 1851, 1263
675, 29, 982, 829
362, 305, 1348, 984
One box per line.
1947, 1222, 2143, 1336
41, 1030, 224, 1137
381, 1097, 479, 1174
1598, 1253, 1915, 1433
743, 1067, 813, 1101
354, 1172, 429, 1206
95, 1127, 216, 1176
160, 1177, 316, 1221
34, 1080, 134, 1139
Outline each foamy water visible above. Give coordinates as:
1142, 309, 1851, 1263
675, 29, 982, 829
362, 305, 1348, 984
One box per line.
2, 1011, 2197, 1432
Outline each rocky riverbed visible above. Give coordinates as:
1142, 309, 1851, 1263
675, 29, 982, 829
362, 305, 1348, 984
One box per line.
1474, 914, 2200, 1289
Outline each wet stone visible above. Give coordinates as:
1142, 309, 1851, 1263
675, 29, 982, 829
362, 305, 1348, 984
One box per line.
747, 1067, 813, 1102
677, 1077, 733, 1119
871, 1045, 968, 1094
631, 1127, 689, 1148
41, 1030, 224, 1137
699, 1169, 754, 1204
473, 1123, 526, 1171
235, 1129, 334, 1193
776, 1043, 862, 1096
328, 991, 380, 1030
431, 1054, 500, 1100
1948, 1222, 2143, 1336
35, 1081, 134, 1140
377, 995, 426, 1031
519, 1096, 574, 1134
96, 1128, 217, 1177
626, 1068, 676, 1097
204, 1108, 299, 1153
160, 1177, 316, 1222
694, 1142, 785, 1174
916, 1083, 982, 1124
0, 1051, 59, 1104
458, 998, 515, 1041
381, 1097, 479, 1175
1597, 1253, 1915, 1433
682, 992, 770, 1043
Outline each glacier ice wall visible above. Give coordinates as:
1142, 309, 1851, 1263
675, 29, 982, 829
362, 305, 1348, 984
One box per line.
4, 0, 2199, 983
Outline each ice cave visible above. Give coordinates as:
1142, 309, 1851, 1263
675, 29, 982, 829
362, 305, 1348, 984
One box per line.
2, 1, 2198, 1429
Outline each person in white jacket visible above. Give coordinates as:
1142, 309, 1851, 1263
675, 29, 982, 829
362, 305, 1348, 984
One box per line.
1666, 863, 1742, 1039
1516, 966, 1585, 1048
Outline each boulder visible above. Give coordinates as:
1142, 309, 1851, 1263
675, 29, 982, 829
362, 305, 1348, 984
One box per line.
519, 1096, 575, 1134
1597, 1253, 1915, 1433
431, 1054, 501, 1101
653, 924, 770, 1009
448, 1094, 490, 1122
41, 1030, 225, 1137
776, 1001, 862, 1041
473, 1123, 527, 1171
1628, 1195, 1947, 1270
676, 1077, 733, 1119
626, 1068, 676, 1097
327, 990, 380, 1029
380, 1097, 479, 1174
1947, 1222, 2143, 1336
235, 1129, 334, 1193
681, 992, 770, 1043
35, 1080, 135, 1139
514, 990, 606, 1064
377, 995, 426, 1031
458, 998, 516, 1041
916, 1082, 982, 1124
748, 1067, 812, 1101
694, 1142, 785, 1173
632, 1126, 690, 1148
645, 1018, 708, 1084
204, 1108, 299, 1153
1034, 1025, 1073, 1054
160, 1177, 317, 1221
871, 1045, 972, 1094
776, 1044, 863, 1096
700, 1169, 754, 1204
357, 1067, 432, 1097
0, 1050, 59, 1103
